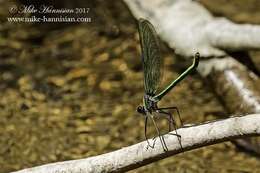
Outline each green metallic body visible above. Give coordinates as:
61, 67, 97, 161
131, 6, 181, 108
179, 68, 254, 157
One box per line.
154, 53, 200, 101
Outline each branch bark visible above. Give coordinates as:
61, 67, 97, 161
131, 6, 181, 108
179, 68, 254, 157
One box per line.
11, 114, 260, 173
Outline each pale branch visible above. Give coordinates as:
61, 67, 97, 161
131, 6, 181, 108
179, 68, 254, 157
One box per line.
11, 114, 260, 173
123, 0, 260, 57
206, 19, 260, 51
199, 57, 260, 112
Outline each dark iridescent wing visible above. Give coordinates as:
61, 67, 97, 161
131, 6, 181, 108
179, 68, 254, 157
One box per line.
138, 19, 162, 96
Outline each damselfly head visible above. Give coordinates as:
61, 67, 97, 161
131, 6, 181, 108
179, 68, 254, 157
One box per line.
137, 106, 145, 115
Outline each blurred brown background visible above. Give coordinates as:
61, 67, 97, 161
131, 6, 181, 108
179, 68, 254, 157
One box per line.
0, 0, 259, 172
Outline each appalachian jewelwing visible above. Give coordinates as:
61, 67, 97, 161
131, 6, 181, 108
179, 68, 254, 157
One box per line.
136, 18, 200, 151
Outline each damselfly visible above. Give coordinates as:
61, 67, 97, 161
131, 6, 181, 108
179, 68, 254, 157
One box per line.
136, 18, 200, 151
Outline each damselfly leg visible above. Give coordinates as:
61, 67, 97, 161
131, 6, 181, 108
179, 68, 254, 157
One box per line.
151, 115, 169, 151
144, 108, 182, 152
144, 114, 169, 151
158, 106, 183, 127
156, 108, 183, 151
144, 116, 156, 148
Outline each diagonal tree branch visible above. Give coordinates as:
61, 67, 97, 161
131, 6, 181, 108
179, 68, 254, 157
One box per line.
10, 114, 260, 173
123, 0, 260, 57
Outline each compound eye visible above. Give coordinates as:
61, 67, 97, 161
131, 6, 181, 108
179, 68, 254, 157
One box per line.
137, 106, 144, 114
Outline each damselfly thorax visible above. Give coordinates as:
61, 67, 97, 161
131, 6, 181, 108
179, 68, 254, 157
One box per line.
137, 94, 159, 115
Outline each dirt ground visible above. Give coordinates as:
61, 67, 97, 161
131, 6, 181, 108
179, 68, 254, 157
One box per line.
0, 0, 259, 172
